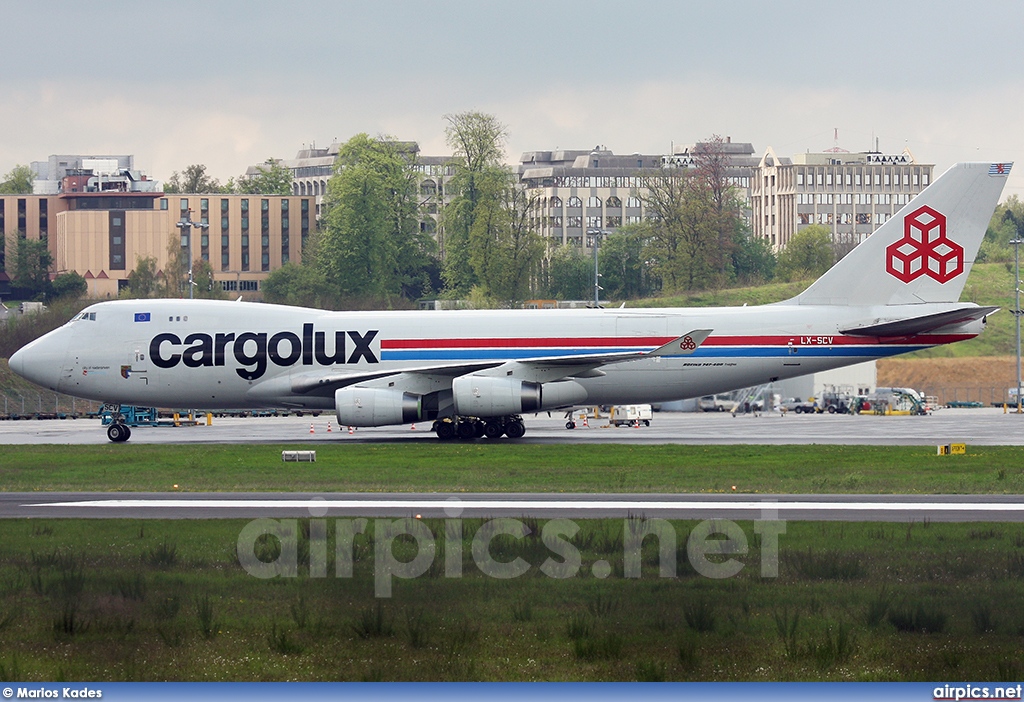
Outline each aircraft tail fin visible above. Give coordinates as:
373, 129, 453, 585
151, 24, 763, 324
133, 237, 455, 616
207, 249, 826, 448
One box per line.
789, 162, 1011, 307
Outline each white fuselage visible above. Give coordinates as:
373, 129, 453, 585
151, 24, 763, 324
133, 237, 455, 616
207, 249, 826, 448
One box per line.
12, 298, 981, 413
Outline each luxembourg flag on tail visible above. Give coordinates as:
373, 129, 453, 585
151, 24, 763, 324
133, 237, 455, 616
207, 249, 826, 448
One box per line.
989, 163, 1012, 176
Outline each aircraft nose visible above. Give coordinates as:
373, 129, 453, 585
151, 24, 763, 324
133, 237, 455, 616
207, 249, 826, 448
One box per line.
8, 337, 66, 392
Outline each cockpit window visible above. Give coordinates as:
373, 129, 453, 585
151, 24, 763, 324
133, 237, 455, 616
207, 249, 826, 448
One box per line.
76, 312, 97, 321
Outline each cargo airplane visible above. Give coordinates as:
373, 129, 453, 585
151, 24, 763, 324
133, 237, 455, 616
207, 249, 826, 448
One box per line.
8, 162, 1011, 441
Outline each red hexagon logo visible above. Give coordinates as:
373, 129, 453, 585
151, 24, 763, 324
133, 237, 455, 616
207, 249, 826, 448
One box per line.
885, 205, 963, 283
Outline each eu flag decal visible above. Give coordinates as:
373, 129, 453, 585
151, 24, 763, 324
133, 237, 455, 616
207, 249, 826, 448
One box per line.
134, 312, 151, 322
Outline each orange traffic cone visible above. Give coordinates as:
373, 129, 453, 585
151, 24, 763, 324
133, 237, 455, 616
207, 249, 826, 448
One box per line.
633, 419, 640, 428
309, 423, 315, 434
348, 426, 354, 435
327, 421, 332, 433
410, 423, 416, 430
583, 415, 589, 428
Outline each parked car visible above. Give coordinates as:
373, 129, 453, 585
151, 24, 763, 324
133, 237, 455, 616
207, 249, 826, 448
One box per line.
780, 397, 817, 414
699, 395, 733, 412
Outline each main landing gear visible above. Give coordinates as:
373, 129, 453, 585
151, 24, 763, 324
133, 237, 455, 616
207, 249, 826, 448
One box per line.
106, 422, 131, 443
432, 415, 526, 440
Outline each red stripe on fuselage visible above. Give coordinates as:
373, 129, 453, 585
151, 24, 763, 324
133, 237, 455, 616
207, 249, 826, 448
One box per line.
379, 333, 976, 350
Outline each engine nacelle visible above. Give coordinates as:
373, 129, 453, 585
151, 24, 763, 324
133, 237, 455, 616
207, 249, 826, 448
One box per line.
335, 387, 421, 427
452, 376, 587, 417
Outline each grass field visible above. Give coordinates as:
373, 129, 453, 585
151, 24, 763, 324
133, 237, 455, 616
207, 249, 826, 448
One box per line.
3, 443, 1024, 494
0, 517, 1022, 681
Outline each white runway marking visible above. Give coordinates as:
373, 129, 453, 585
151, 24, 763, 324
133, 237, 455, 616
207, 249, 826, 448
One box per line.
27, 498, 1024, 513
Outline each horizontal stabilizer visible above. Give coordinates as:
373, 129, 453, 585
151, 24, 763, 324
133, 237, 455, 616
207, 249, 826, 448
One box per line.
840, 306, 998, 337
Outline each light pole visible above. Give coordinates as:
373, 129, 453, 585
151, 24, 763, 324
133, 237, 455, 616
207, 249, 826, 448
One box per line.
587, 229, 606, 307
1012, 236, 1024, 412
175, 210, 209, 299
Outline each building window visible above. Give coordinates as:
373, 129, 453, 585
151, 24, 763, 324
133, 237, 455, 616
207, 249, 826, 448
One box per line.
587, 196, 601, 208
160, 198, 168, 210
239, 280, 259, 291
109, 210, 126, 270
626, 197, 642, 208
567, 216, 582, 228
586, 216, 602, 228
549, 196, 562, 209
567, 196, 582, 208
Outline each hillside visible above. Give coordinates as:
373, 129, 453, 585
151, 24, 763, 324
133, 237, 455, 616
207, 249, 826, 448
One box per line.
635, 263, 1018, 357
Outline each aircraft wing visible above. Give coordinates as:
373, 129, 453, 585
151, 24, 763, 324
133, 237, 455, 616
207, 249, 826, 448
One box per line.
288, 330, 712, 395
840, 306, 999, 337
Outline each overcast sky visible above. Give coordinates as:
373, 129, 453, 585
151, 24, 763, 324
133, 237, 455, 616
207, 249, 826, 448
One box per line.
2, 0, 1022, 198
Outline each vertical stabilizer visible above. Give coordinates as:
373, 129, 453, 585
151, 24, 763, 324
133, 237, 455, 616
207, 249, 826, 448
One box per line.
790, 162, 1011, 306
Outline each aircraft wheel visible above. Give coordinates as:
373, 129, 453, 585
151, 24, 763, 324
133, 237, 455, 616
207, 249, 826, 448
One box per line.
565, 421, 576, 430
827, 406, 836, 414
505, 420, 526, 439
483, 422, 504, 439
457, 421, 478, 440
473, 421, 486, 438
107, 423, 131, 443
435, 421, 456, 441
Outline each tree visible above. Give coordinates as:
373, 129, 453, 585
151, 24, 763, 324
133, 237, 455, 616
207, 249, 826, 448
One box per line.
125, 256, 160, 298
731, 230, 777, 285
545, 244, 592, 300
776, 225, 835, 281
978, 194, 1024, 263
316, 134, 435, 304
0, 165, 34, 194
466, 170, 544, 304
262, 261, 329, 308
440, 111, 508, 297
11, 237, 52, 298
49, 272, 87, 300
164, 164, 223, 193
232, 159, 293, 195
600, 227, 655, 299
639, 136, 745, 292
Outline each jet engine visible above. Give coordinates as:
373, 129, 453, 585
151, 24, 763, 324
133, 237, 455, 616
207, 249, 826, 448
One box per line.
451, 376, 587, 417
335, 387, 422, 427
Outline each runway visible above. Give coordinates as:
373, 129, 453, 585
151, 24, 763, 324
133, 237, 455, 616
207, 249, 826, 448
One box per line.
4, 491, 1023, 521
1, 407, 1024, 445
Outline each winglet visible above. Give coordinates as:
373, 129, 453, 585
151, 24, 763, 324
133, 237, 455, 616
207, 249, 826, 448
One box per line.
649, 329, 713, 357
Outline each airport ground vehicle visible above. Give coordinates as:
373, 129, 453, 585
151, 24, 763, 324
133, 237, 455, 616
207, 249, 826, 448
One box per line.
610, 404, 653, 427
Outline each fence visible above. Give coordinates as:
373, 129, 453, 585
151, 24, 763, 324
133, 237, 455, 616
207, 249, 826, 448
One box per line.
923, 386, 1013, 407
0, 389, 102, 419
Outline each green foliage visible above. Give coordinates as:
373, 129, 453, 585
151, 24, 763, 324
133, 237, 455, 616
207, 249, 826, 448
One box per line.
783, 548, 866, 580
316, 134, 436, 306
466, 169, 544, 304
543, 244, 592, 300
888, 601, 947, 633
10, 237, 53, 298
231, 159, 293, 195
124, 256, 159, 298
0, 164, 34, 194
599, 227, 656, 299
776, 225, 835, 281
732, 229, 777, 284
49, 272, 87, 301
640, 137, 748, 292
978, 195, 1024, 263
195, 594, 217, 639
262, 261, 329, 308
441, 111, 508, 298
164, 164, 224, 194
